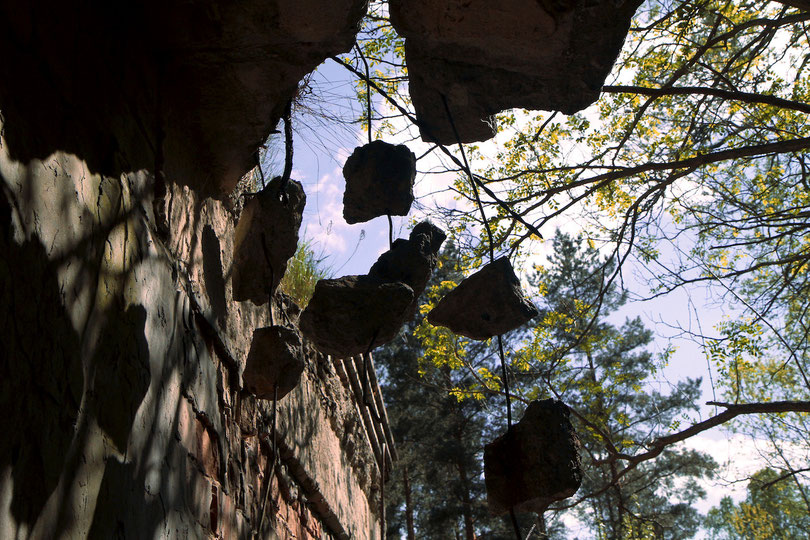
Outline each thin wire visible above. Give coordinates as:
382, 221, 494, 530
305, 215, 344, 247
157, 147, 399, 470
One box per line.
355, 43, 373, 145
442, 92, 520, 540
440, 94, 495, 263
387, 213, 394, 248
279, 99, 293, 203
258, 383, 279, 535
498, 334, 512, 427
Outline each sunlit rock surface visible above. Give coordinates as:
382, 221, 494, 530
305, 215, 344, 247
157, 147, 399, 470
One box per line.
389, 0, 643, 144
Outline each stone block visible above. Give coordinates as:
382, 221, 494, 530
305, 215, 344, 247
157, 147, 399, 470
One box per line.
484, 399, 582, 515
368, 221, 446, 317
428, 257, 538, 340
232, 177, 306, 305
299, 275, 414, 357
243, 325, 305, 400
389, 0, 643, 144
342, 140, 416, 224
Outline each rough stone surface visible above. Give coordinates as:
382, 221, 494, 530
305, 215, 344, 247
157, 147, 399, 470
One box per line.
0, 117, 387, 539
428, 257, 539, 340
389, 0, 643, 144
368, 221, 446, 316
299, 276, 415, 357
243, 326, 305, 400
484, 399, 582, 515
0, 0, 367, 198
342, 140, 416, 224
232, 177, 306, 304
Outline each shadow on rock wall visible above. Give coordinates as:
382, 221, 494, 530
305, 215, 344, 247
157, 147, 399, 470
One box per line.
0, 176, 151, 533
0, 181, 84, 527
202, 224, 228, 324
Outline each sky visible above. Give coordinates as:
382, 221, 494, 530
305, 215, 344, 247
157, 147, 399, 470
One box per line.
264, 55, 787, 526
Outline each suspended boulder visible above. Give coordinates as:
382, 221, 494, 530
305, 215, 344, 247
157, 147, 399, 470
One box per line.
299, 275, 414, 357
484, 399, 582, 515
368, 221, 446, 316
232, 177, 306, 305
342, 140, 416, 224
388, 0, 644, 144
427, 256, 538, 340
243, 325, 305, 401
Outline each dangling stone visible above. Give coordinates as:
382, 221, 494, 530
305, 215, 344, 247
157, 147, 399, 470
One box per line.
243, 326, 304, 401
342, 140, 416, 224
368, 221, 446, 317
299, 275, 414, 357
427, 256, 538, 340
484, 399, 582, 515
232, 176, 306, 305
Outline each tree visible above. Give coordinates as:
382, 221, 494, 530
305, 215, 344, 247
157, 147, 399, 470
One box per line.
705, 468, 810, 539
514, 231, 715, 539
376, 242, 499, 539
334, 0, 810, 515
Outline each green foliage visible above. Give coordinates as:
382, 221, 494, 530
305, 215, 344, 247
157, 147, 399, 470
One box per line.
705, 468, 810, 540
277, 238, 331, 308
341, 0, 810, 536
377, 241, 549, 538
521, 232, 715, 540
404, 232, 714, 539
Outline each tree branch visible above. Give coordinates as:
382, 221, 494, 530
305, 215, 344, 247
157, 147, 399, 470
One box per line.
603, 85, 810, 115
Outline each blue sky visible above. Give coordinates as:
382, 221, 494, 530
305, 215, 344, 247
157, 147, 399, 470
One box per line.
264, 57, 777, 520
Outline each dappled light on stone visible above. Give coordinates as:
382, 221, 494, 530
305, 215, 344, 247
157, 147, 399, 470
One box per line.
484, 399, 582, 515
243, 326, 305, 400
299, 275, 414, 357
342, 140, 417, 224
428, 256, 539, 340
231, 177, 306, 305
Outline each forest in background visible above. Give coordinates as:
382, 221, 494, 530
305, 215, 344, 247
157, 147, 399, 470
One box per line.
272, 0, 810, 537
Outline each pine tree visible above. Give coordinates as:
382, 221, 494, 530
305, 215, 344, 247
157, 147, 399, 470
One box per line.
519, 231, 716, 539
705, 468, 810, 540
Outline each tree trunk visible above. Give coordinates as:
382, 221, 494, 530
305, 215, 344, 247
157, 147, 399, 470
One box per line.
403, 465, 416, 540
457, 458, 476, 540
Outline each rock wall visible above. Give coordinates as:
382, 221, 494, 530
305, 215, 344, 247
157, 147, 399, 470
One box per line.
0, 0, 366, 199
0, 123, 390, 539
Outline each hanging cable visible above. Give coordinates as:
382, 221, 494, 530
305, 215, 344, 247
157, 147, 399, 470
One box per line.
278, 99, 293, 203
257, 383, 279, 536
441, 93, 521, 540
355, 43, 374, 146
260, 232, 276, 322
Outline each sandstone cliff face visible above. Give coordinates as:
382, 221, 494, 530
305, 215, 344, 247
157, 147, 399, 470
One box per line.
0, 0, 396, 537
0, 128, 391, 539
0, 0, 366, 199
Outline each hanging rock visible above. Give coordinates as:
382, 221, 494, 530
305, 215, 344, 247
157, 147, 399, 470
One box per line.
299, 275, 414, 357
368, 221, 446, 315
231, 177, 306, 305
427, 256, 538, 340
484, 399, 582, 515
388, 0, 644, 144
243, 325, 305, 400
342, 140, 416, 224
